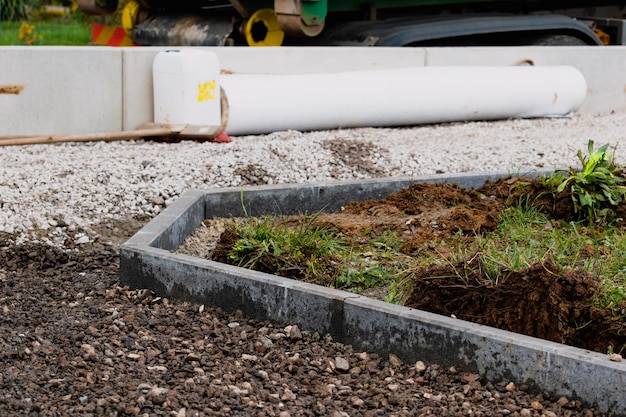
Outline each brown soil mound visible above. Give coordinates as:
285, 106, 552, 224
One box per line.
405, 256, 602, 347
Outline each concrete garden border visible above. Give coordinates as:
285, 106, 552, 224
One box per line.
120, 171, 626, 416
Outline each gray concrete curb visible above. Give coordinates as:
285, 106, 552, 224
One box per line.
120, 171, 626, 416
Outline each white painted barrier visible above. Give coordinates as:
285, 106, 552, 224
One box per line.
1, 46, 626, 136
0, 47, 122, 136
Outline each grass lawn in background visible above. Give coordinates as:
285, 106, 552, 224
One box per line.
0, 21, 92, 45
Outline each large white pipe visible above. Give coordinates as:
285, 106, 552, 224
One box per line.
220, 66, 587, 136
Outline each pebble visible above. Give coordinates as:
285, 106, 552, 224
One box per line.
285, 324, 303, 339
389, 353, 403, 367
532, 400, 544, 410
334, 357, 350, 373
281, 389, 297, 401
609, 353, 623, 362
81, 343, 98, 361
241, 354, 258, 361
76, 235, 90, 244
351, 396, 365, 406
557, 396, 569, 406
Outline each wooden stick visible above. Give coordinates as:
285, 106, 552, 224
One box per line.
0, 128, 173, 147
1, 90, 230, 147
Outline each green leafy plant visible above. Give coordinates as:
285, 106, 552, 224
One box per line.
335, 264, 393, 293
1, 0, 29, 21
548, 140, 626, 224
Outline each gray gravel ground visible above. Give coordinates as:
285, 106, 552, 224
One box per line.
1, 112, 623, 416
2, 112, 626, 243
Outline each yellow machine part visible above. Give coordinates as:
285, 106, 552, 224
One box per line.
594, 27, 611, 45
122, 0, 142, 36
244, 8, 285, 46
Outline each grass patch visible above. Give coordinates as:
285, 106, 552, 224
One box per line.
458, 204, 626, 307
1, 21, 92, 45
227, 201, 626, 300
228, 214, 347, 285
221, 190, 626, 332
227, 215, 405, 293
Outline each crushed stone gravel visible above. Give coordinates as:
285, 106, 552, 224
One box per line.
2, 112, 626, 244
1, 112, 623, 416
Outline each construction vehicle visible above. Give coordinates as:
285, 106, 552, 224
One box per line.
78, 0, 626, 47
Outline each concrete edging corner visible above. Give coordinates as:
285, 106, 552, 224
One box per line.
120, 172, 626, 416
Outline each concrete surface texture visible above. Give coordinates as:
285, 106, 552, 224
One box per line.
2, 45, 626, 135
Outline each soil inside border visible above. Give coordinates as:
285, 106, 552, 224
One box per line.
181, 177, 626, 354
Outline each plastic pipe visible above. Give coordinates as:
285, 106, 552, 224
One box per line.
220, 66, 587, 136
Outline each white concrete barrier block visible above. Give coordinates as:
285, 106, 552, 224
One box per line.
3, 46, 625, 136
0, 46, 122, 135
210, 46, 427, 74
122, 47, 169, 130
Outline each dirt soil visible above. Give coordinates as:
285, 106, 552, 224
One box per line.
0, 195, 616, 416
205, 178, 626, 355
2, 225, 609, 417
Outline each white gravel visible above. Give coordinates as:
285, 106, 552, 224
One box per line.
1, 111, 625, 245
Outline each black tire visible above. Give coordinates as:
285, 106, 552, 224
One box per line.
532, 34, 589, 46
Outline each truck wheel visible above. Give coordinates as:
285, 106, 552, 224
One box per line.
532, 35, 588, 46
